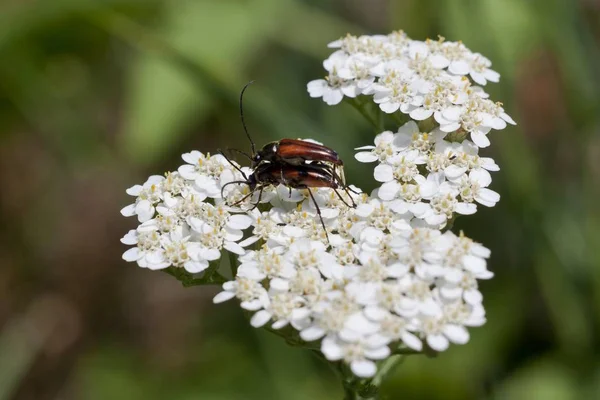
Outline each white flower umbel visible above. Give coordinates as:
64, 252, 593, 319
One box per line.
120, 152, 251, 274
121, 31, 512, 386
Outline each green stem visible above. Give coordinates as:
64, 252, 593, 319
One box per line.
372, 355, 404, 386
345, 97, 379, 130
228, 251, 239, 278
375, 102, 385, 132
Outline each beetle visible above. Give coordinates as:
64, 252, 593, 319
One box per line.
220, 161, 353, 243
231, 82, 345, 171
221, 82, 356, 203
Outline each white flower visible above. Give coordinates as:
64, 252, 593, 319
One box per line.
420, 189, 476, 227
213, 277, 269, 311
237, 246, 295, 284
355, 130, 398, 163
307, 78, 345, 106
120, 175, 165, 222
178, 152, 234, 198
285, 238, 344, 280
321, 335, 390, 378
121, 228, 168, 269
366, 310, 423, 351
453, 172, 500, 207
420, 313, 470, 352
156, 228, 209, 273
250, 292, 308, 329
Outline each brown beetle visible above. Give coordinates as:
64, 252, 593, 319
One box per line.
231, 82, 345, 172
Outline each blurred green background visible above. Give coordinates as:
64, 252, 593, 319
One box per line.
1, 0, 599, 399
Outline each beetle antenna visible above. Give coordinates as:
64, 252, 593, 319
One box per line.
220, 180, 251, 201
240, 81, 256, 155
226, 147, 252, 161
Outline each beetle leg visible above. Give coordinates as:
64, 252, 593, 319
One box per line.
306, 187, 330, 245
249, 185, 265, 211
229, 190, 255, 207
345, 186, 361, 195
332, 187, 356, 208
328, 167, 357, 208
279, 165, 293, 199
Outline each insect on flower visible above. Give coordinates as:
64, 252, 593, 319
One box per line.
223, 82, 351, 185
218, 82, 358, 242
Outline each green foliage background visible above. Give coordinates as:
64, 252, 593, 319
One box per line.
0, 0, 599, 399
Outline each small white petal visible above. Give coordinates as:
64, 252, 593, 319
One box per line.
250, 310, 272, 328
485, 69, 500, 82
471, 131, 491, 148
321, 337, 343, 361
122, 247, 141, 262
427, 334, 449, 351
380, 101, 400, 114
355, 152, 379, 163
377, 181, 400, 201
120, 230, 138, 245
120, 204, 136, 217
401, 332, 423, 351
455, 202, 477, 215
449, 60, 470, 75
374, 164, 394, 183
213, 291, 236, 304
324, 88, 344, 105
464, 289, 483, 304
410, 108, 434, 121
364, 346, 390, 360
351, 360, 377, 378
477, 188, 500, 204
224, 241, 245, 255
355, 203, 374, 217
345, 313, 379, 335
125, 185, 143, 196
440, 286, 463, 299
291, 308, 311, 321
443, 324, 470, 344
227, 214, 253, 230
135, 200, 154, 222
270, 278, 289, 291
283, 225, 305, 238
178, 164, 197, 180
463, 255, 487, 273
301, 326, 326, 341
271, 320, 289, 330
445, 165, 468, 180
184, 260, 209, 273
470, 71, 487, 86
470, 169, 492, 187
501, 112, 517, 125
201, 248, 221, 261
239, 235, 260, 247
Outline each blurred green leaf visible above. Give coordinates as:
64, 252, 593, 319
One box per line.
492, 358, 579, 400
118, 0, 291, 164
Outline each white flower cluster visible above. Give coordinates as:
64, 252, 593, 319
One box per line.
308, 32, 515, 148
210, 181, 493, 378
120, 32, 512, 380
120, 152, 253, 273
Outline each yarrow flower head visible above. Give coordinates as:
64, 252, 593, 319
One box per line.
121, 30, 514, 391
